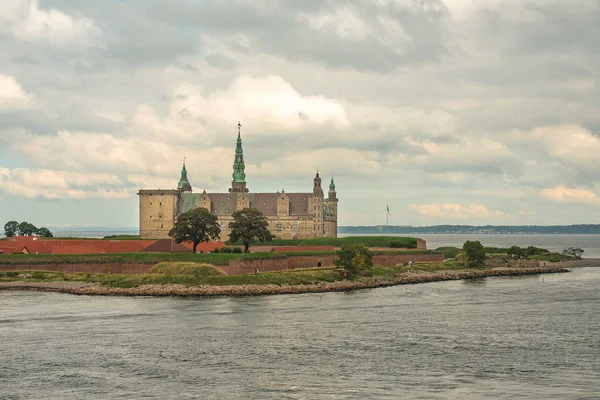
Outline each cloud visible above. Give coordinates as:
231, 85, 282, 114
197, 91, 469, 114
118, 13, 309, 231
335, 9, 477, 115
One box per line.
0, 166, 130, 199
1, 0, 599, 226
410, 203, 505, 220
0, 74, 35, 109
540, 186, 600, 205
0, 0, 100, 47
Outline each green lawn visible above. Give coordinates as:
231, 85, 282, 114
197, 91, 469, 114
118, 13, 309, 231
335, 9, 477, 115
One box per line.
0, 267, 344, 288
229, 236, 419, 248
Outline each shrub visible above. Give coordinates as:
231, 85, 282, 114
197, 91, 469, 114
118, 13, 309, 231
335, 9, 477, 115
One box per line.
462, 240, 486, 268
334, 244, 374, 276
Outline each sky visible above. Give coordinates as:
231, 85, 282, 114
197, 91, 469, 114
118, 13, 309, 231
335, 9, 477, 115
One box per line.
0, 0, 599, 229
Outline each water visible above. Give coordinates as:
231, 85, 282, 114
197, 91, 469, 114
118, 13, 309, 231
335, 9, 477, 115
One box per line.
2, 268, 599, 399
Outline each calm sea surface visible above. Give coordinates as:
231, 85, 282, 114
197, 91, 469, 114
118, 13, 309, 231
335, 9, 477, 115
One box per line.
1, 268, 599, 399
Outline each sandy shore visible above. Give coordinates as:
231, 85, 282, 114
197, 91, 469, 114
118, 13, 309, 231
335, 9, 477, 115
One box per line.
0, 265, 570, 297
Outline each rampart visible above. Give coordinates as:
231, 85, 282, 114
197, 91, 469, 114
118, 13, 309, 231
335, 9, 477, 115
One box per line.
0, 252, 443, 276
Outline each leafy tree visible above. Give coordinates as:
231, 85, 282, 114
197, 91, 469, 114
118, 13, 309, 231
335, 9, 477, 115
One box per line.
228, 208, 273, 253
334, 244, 374, 276
168, 208, 221, 254
4, 221, 19, 237
462, 240, 486, 268
36, 227, 54, 238
17, 222, 38, 236
562, 247, 584, 260
507, 245, 526, 259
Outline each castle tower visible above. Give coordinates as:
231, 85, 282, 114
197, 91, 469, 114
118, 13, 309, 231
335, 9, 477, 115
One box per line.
313, 171, 323, 196
309, 171, 325, 236
177, 158, 192, 192
229, 122, 249, 193
328, 177, 336, 200
325, 178, 338, 237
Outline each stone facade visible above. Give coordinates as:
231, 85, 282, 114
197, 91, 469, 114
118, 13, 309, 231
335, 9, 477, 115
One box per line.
138, 124, 338, 240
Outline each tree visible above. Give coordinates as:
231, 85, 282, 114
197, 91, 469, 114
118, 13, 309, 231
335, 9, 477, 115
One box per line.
228, 208, 273, 253
17, 222, 38, 236
462, 240, 486, 268
562, 247, 584, 260
507, 245, 526, 259
36, 227, 54, 238
168, 208, 221, 254
334, 244, 374, 276
4, 221, 18, 237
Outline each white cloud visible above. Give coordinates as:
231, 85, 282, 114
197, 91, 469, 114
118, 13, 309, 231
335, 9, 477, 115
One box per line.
0, 167, 130, 199
169, 75, 350, 134
410, 203, 505, 220
0, 73, 35, 109
0, 0, 100, 47
540, 186, 600, 205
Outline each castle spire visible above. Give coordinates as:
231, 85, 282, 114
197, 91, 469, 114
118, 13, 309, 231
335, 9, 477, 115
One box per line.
230, 122, 248, 193
177, 157, 192, 192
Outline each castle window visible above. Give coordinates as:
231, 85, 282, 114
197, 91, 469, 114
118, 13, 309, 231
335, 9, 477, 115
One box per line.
150, 216, 152, 219
150, 202, 152, 205
161, 224, 163, 228
160, 202, 162, 206
276, 222, 282, 231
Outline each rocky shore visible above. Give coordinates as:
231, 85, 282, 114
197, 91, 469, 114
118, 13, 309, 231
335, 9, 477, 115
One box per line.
0, 265, 567, 297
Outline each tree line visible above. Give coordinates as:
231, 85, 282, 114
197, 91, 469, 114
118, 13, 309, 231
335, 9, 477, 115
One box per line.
3, 221, 53, 238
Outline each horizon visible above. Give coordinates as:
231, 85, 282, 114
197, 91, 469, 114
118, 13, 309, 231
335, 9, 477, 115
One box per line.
1, 1, 599, 227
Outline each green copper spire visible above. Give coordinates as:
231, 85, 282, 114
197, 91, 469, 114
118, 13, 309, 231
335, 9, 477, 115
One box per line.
230, 122, 249, 192
329, 178, 335, 190
178, 158, 192, 191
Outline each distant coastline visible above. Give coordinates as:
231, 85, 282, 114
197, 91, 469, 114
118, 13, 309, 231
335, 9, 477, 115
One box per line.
39, 225, 600, 239
339, 225, 600, 235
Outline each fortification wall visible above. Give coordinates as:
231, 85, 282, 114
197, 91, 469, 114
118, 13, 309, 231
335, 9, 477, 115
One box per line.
0, 263, 153, 274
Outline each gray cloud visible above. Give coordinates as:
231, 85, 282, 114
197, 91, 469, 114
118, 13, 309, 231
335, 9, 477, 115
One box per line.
1, 0, 599, 225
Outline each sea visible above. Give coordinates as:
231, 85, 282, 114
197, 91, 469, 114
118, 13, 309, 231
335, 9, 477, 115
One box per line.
1, 267, 599, 399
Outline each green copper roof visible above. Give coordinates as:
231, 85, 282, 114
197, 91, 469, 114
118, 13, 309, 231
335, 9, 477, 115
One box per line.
329, 178, 335, 190
177, 159, 192, 191
232, 122, 246, 183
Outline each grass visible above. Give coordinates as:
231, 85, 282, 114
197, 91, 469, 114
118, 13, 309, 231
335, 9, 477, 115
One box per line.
228, 236, 419, 248
148, 262, 226, 276
0, 267, 344, 288
532, 253, 572, 262
0, 249, 437, 265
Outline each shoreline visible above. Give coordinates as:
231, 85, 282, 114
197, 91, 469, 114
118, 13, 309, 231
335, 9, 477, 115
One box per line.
0, 265, 570, 297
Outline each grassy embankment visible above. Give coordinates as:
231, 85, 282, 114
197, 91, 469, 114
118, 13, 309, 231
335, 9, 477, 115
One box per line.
0, 248, 435, 266
0, 260, 464, 288
435, 246, 573, 262
227, 236, 419, 248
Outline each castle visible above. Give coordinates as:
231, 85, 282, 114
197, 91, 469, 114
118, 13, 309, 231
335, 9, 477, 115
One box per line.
138, 123, 338, 240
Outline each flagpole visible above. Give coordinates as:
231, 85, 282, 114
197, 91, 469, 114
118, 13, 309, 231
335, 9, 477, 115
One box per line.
386, 205, 388, 235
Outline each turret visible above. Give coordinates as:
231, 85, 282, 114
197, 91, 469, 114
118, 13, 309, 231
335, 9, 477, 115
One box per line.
328, 178, 336, 200
230, 122, 249, 193
313, 171, 323, 197
177, 158, 192, 192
